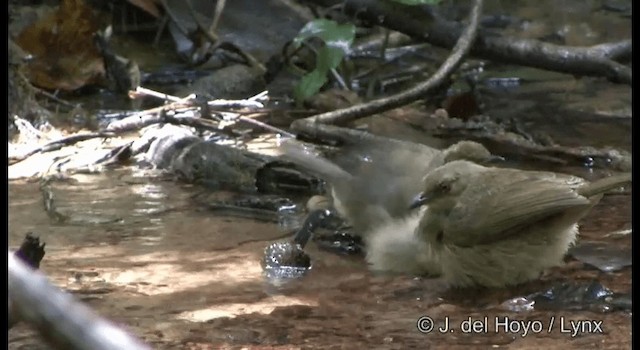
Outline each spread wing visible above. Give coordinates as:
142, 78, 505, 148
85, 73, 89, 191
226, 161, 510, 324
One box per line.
443, 175, 591, 247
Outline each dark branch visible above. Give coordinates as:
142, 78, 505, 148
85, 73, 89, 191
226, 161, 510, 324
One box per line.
343, 0, 631, 84
291, 0, 484, 130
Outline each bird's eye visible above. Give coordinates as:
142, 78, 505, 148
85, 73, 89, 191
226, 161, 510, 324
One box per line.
439, 182, 451, 193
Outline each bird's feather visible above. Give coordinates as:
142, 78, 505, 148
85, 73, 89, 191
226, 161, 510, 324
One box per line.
443, 174, 591, 246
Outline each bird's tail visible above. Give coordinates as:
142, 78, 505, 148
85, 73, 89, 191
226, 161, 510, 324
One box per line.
578, 173, 631, 197
279, 139, 354, 183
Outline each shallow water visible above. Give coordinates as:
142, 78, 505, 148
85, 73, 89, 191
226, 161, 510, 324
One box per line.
8, 157, 632, 349
8, 0, 631, 348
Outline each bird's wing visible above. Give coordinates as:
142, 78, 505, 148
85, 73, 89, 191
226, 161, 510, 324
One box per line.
443, 176, 591, 247
280, 140, 354, 183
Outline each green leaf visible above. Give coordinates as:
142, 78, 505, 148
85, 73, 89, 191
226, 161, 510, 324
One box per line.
391, 0, 441, 5
291, 19, 356, 103
315, 46, 345, 72
293, 47, 344, 103
293, 19, 355, 55
294, 70, 328, 103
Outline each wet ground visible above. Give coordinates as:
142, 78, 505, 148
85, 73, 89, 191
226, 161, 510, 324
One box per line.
8, 155, 632, 349
8, 0, 631, 349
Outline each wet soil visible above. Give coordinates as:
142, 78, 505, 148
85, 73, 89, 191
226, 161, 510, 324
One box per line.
8, 163, 631, 349
7, 0, 631, 348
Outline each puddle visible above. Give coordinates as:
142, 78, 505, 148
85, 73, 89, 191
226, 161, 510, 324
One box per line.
8, 159, 632, 349
7, 0, 631, 348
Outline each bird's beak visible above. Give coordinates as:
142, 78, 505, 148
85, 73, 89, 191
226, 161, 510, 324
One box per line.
409, 192, 431, 209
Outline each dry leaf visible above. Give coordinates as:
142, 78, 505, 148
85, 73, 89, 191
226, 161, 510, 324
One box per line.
16, 0, 107, 91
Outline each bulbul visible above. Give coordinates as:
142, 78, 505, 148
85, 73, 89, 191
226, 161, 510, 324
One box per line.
281, 138, 502, 235
406, 160, 631, 288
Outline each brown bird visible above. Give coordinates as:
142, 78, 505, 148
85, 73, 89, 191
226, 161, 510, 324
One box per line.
281, 138, 502, 236
408, 160, 631, 288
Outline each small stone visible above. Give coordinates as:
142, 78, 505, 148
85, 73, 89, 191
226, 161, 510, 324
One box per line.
433, 108, 449, 119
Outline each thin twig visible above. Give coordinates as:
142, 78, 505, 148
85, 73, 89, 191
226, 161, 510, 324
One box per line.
133, 86, 266, 108
185, 0, 220, 43
291, 0, 484, 130
208, 0, 226, 35
182, 0, 265, 72
158, 0, 191, 38
153, 13, 169, 47
126, 87, 293, 136
132, 86, 188, 102
342, 0, 631, 84
9, 132, 116, 165
16, 70, 77, 108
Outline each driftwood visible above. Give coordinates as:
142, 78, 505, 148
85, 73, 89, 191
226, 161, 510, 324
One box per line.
9, 88, 292, 173
8, 252, 152, 350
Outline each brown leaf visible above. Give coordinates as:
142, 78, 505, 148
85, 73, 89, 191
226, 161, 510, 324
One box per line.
16, 0, 108, 91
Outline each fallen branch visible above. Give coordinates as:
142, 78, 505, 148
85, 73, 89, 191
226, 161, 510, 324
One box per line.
9, 88, 292, 168
290, 0, 483, 130
343, 0, 631, 84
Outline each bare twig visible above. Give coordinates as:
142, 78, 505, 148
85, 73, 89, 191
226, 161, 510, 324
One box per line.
131, 86, 194, 102
123, 87, 294, 136
183, 0, 266, 73
158, 0, 191, 38
8, 253, 152, 350
209, 0, 227, 35
342, 0, 631, 84
133, 86, 266, 108
32, 87, 77, 109
40, 179, 69, 223
15, 70, 77, 108
185, 0, 221, 43
10, 87, 289, 166
9, 132, 115, 165
153, 13, 169, 47
291, 0, 483, 131
231, 113, 296, 137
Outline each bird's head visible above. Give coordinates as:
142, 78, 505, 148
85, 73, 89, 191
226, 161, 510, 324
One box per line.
410, 160, 486, 211
443, 141, 504, 165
